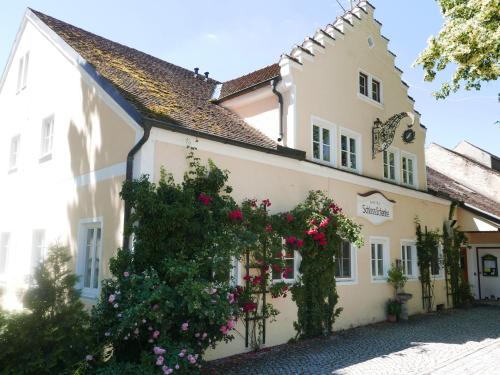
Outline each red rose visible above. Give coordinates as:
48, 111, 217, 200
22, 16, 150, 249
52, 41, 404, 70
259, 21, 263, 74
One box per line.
319, 217, 330, 228
265, 224, 273, 233
228, 210, 243, 221
286, 213, 294, 223
242, 302, 257, 312
262, 199, 271, 208
198, 192, 213, 206
296, 239, 304, 248
286, 236, 297, 246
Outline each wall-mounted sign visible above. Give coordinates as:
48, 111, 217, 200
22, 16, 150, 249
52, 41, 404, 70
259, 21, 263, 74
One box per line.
357, 191, 395, 225
482, 254, 498, 277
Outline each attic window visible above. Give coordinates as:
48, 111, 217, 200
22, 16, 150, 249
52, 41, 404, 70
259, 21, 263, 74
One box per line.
368, 36, 374, 48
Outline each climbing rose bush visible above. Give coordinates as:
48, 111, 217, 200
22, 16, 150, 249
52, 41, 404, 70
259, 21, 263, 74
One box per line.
87, 151, 249, 374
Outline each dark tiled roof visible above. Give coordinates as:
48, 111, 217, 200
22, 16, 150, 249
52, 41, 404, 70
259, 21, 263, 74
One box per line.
218, 63, 280, 100
426, 167, 500, 218
31, 9, 276, 149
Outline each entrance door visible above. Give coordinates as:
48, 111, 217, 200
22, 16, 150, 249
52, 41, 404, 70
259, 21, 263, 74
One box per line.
460, 247, 468, 283
477, 248, 500, 300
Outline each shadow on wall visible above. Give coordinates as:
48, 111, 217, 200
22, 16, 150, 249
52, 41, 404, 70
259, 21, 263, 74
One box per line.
65, 75, 126, 287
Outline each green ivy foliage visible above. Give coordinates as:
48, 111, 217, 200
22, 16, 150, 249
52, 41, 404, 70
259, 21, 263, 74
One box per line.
0, 245, 91, 375
277, 191, 363, 339
87, 150, 246, 374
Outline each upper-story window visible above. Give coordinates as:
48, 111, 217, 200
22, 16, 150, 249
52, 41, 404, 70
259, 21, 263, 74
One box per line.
40, 116, 54, 161
359, 72, 368, 96
9, 135, 20, 172
383, 149, 397, 182
0, 232, 10, 275
340, 129, 360, 173
401, 152, 416, 187
311, 117, 336, 165
372, 79, 381, 102
358, 71, 382, 106
16, 52, 29, 93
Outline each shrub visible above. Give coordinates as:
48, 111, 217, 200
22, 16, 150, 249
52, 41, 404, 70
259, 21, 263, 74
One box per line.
387, 263, 407, 292
0, 245, 91, 374
88, 152, 248, 374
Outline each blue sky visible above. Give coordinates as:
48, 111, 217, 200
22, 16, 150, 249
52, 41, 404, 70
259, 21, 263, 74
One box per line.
1, 0, 498, 154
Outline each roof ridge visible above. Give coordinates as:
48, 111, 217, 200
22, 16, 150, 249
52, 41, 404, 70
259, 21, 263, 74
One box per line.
29, 8, 221, 84
434, 143, 500, 176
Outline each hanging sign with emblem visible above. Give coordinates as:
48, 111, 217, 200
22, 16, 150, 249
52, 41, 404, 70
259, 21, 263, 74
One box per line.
357, 191, 395, 225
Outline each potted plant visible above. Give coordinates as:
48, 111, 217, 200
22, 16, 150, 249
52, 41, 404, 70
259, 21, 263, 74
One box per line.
387, 298, 402, 322
387, 262, 408, 293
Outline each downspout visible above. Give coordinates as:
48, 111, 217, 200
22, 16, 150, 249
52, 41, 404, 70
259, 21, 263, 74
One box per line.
271, 77, 284, 143
122, 121, 152, 250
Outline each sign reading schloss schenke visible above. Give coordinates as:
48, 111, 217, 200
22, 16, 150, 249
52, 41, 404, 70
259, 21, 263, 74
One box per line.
356, 191, 395, 225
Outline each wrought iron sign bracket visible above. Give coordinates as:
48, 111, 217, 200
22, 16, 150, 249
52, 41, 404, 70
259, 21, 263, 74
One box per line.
372, 111, 415, 159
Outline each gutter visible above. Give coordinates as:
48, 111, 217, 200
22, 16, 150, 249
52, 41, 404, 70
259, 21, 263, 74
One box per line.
122, 119, 152, 250
271, 77, 284, 142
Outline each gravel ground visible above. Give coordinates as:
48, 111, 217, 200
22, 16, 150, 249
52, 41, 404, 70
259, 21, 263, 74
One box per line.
205, 305, 500, 375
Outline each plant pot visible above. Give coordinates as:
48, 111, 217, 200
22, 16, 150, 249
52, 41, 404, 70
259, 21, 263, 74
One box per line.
387, 314, 397, 323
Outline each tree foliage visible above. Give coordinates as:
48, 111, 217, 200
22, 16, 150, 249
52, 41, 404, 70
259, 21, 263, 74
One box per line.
0, 245, 91, 375
414, 0, 500, 98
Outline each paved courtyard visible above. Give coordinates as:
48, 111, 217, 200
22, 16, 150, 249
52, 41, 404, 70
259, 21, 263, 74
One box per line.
207, 305, 500, 375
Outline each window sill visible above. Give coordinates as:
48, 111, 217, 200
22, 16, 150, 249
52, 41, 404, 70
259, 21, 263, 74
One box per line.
8, 167, 18, 174
39, 153, 52, 163
311, 157, 335, 167
80, 288, 99, 300
371, 277, 388, 283
357, 92, 384, 109
340, 165, 361, 175
336, 278, 357, 285
401, 183, 417, 190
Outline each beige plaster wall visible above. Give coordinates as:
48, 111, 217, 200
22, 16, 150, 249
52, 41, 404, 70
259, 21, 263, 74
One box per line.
0, 15, 136, 308
282, 7, 427, 190
151, 135, 449, 360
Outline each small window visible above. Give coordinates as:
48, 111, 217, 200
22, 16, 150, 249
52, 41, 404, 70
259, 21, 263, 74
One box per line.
371, 238, 388, 279
16, 52, 29, 93
31, 229, 46, 272
372, 79, 381, 102
383, 149, 396, 181
0, 233, 10, 274
340, 132, 359, 171
335, 241, 352, 279
367, 36, 374, 48
272, 247, 297, 282
401, 242, 417, 277
9, 135, 20, 171
40, 116, 54, 159
401, 154, 416, 187
229, 257, 240, 287
430, 246, 441, 276
312, 124, 333, 163
80, 223, 102, 292
359, 72, 368, 96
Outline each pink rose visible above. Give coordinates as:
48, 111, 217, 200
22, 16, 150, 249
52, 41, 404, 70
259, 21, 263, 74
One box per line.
181, 322, 189, 331
153, 330, 160, 339
154, 346, 166, 355
156, 356, 164, 366
108, 294, 116, 303
123, 271, 130, 277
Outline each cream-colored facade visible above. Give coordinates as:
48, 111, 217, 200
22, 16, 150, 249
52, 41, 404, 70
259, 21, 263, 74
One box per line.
2, 1, 488, 360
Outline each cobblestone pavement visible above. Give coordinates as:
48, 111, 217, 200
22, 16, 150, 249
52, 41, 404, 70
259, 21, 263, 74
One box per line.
206, 306, 500, 375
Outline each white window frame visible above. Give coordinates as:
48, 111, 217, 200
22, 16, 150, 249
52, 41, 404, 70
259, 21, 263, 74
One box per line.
400, 240, 418, 280
16, 51, 29, 94
370, 236, 390, 282
335, 241, 358, 285
272, 245, 301, 284
359, 72, 369, 96
311, 116, 336, 166
357, 69, 384, 108
371, 78, 381, 103
431, 244, 445, 279
229, 256, 241, 287
31, 229, 46, 273
339, 127, 362, 173
400, 151, 418, 188
77, 218, 103, 299
8, 135, 20, 172
0, 232, 10, 276
40, 115, 54, 161
383, 147, 400, 183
